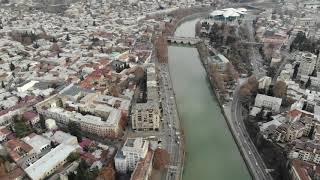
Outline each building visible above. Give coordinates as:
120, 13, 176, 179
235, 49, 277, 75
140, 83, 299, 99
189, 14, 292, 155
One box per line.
254, 94, 282, 112
289, 141, 320, 164
115, 138, 149, 173
131, 102, 160, 131
208, 54, 230, 72
0, 126, 11, 142
258, 76, 272, 92
208, 8, 247, 23
22, 133, 51, 155
43, 107, 121, 138
131, 63, 160, 131
130, 150, 154, 180
4, 139, 38, 169
298, 52, 317, 77
24, 143, 78, 180
290, 159, 320, 180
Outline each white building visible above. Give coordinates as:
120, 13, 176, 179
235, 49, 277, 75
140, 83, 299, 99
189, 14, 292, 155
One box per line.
115, 138, 149, 173
43, 107, 121, 138
22, 133, 51, 155
254, 94, 282, 112
298, 52, 317, 77
24, 143, 78, 180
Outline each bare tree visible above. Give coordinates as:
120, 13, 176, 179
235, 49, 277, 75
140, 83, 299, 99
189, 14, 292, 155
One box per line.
154, 148, 170, 170
273, 80, 287, 98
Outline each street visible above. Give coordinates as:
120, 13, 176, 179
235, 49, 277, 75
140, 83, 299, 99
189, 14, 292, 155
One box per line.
158, 63, 183, 180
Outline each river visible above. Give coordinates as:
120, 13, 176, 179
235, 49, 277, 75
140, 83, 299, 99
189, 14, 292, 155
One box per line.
168, 19, 250, 180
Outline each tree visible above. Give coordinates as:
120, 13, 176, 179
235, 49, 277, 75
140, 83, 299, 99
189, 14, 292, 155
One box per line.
292, 63, 299, 79
66, 34, 71, 41
9, 62, 15, 71
273, 81, 287, 98
247, 76, 259, 93
13, 121, 30, 138
68, 121, 82, 142
96, 164, 115, 180
39, 118, 46, 129
155, 35, 168, 63
51, 43, 62, 53
1, 81, 4, 89
153, 148, 170, 170
305, 77, 311, 89
67, 152, 80, 162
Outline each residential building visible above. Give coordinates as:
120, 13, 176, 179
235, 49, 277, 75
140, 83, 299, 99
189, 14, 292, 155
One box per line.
290, 159, 320, 180
289, 141, 320, 164
131, 102, 160, 131
254, 94, 282, 112
24, 143, 78, 180
298, 52, 317, 77
4, 139, 38, 169
208, 54, 230, 72
22, 133, 51, 155
132, 63, 160, 131
115, 138, 149, 173
43, 107, 121, 138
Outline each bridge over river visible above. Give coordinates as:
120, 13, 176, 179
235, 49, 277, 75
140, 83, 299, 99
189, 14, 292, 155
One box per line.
167, 36, 201, 45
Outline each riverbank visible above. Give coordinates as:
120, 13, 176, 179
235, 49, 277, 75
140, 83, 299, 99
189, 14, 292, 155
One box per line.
196, 41, 256, 179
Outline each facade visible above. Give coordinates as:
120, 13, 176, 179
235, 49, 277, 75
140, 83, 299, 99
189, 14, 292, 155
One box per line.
290, 159, 320, 180
254, 94, 282, 112
115, 138, 149, 173
208, 8, 247, 23
4, 139, 38, 169
208, 54, 230, 72
289, 141, 320, 164
298, 52, 317, 77
22, 133, 51, 155
131, 102, 160, 131
43, 107, 121, 138
24, 143, 78, 180
131, 63, 160, 131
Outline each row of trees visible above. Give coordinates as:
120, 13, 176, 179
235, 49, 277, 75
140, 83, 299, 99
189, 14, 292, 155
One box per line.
155, 35, 168, 63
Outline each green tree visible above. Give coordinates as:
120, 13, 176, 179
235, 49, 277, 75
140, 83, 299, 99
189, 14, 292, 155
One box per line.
1, 81, 4, 89
9, 62, 15, 71
66, 34, 71, 41
14, 121, 30, 138
67, 152, 80, 162
68, 121, 82, 142
305, 77, 311, 89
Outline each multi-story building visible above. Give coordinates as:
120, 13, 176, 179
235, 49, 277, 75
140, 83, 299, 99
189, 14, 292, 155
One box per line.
298, 52, 317, 77
131, 102, 160, 131
4, 139, 38, 169
254, 94, 282, 112
290, 159, 320, 180
131, 63, 160, 131
289, 141, 320, 164
43, 107, 122, 138
115, 138, 149, 173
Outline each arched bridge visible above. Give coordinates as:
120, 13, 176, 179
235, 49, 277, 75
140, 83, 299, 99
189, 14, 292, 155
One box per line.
167, 36, 201, 45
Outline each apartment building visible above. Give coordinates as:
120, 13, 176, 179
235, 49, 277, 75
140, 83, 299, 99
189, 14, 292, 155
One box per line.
254, 94, 282, 112
115, 138, 149, 173
43, 107, 121, 138
298, 52, 317, 77
131, 63, 160, 131
131, 102, 160, 131
289, 141, 320, 164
